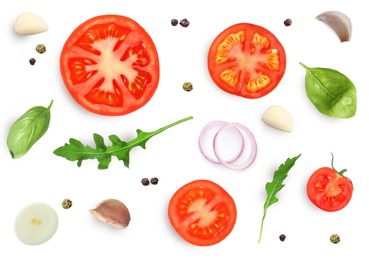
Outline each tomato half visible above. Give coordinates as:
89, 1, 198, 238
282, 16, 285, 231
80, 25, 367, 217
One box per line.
168, 179, 237, 246
60, 15, 160, 116
307, 167, 353, 212
208, 23, 286, 99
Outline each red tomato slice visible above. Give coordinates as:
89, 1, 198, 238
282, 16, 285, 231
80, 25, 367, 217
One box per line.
208, 23, 286, 99
60, 15, 160, 116
307, 167, 353, 212
168, 179, 237, 246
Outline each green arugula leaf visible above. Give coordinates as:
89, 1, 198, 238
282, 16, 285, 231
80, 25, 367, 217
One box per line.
53, 116, 193, 170
258, 154, 301, 243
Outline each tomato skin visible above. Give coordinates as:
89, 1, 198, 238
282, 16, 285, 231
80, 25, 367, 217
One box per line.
168, 179, 237, 246
208, 23, 286, 99
307, 167, 353, 212
60, 15, 160, 116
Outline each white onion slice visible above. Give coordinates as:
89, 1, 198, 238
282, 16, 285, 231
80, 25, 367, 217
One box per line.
198, 121, 244, 164
198, 121, 257, 170
213, 123, 257, 170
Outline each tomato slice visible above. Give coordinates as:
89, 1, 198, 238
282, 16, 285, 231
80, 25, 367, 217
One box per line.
168, 179, 237, 246
60, 15, 160, 116
307, 167, 353, 212
208, 23, 286, 99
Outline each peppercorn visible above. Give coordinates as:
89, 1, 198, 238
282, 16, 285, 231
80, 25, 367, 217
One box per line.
182, 82, 193, 92
171, 19, 178, 26
150, 177, 159, 185
284, 19, 292, 27
36, 44, 46, 54
179, 18, 190, 27
62, 199, 72, 209
279, 234, 286, 241
330, 234, 340, 244
29, 58, 36, 65
141, 177, 150, 186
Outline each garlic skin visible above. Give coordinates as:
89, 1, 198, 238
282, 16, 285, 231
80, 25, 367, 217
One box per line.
90, 199, 131, 229
15, 12, 49, 35
262, 105, 293, 132
316, 11, 352, 42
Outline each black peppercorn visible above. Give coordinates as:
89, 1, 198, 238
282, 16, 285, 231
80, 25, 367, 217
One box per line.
150, 177, 159, 185
179, 18, 190, 27
284, 19, 292, 27
279, 234, 286, 241
141, 178, 150, 186
171, 19, 178, 26
29, 58, 36, 65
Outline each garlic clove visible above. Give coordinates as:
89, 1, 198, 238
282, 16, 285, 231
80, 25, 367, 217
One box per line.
15, 12, 49, 35
90, 199, 131, 229
262, 105, 293, 132
316, 11, 352, 42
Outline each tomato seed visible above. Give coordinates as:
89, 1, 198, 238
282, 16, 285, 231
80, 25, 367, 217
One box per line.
284, 19, 292, 26
29, 58, 36, 65
180, 18, 190, 27
330, 234, 340, 244
279, 234, 286, 241
141, 178, 150, 186
171, 19, 178, 26
150, 177, 159, 185
36, 44, 46, 54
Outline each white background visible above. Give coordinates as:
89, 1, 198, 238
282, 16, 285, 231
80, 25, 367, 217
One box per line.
1, 0, 368, 259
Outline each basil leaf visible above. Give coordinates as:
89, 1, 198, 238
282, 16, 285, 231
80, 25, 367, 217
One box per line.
7, 100, 53, 159
300, 62, 357, 118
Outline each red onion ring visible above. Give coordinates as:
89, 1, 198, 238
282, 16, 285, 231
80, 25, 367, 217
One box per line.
198, 121, 244, 164
213, 123, 257, 170
198, 121, 257, 170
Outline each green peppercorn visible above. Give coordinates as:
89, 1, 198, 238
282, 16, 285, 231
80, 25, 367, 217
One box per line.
62, 199, 72, 209
36, 44, 46, 54
330, 234, 340, 244
182, 82, 193, 92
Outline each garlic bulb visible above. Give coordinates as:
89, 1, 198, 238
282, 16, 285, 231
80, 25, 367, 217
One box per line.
15, 12, 49, 35
90, 199, 131, 229
316, 11, 352, 42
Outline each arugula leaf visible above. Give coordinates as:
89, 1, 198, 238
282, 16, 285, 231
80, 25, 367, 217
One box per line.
53, 116, 193, 170
258, 154, 301, 243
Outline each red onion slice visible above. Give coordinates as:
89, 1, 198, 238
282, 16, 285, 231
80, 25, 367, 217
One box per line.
198, 121, 244, 164
213, 123, 257, 170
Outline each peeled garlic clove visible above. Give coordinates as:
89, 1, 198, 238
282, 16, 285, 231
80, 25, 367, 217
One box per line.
262, 105, 293, 132
316, 11, 352, 42
90, 199, 131, 229
15, 12, 49, 35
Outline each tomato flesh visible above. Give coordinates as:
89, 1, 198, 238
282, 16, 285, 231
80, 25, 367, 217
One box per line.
168, 179, 237, 246
60, 15, 159, 116
307, 167, 353, 212
208, 23, 286, 99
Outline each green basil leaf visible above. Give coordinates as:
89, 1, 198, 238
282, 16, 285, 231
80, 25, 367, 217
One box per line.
7, 100, 53, 159
300, 62, 357, 118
